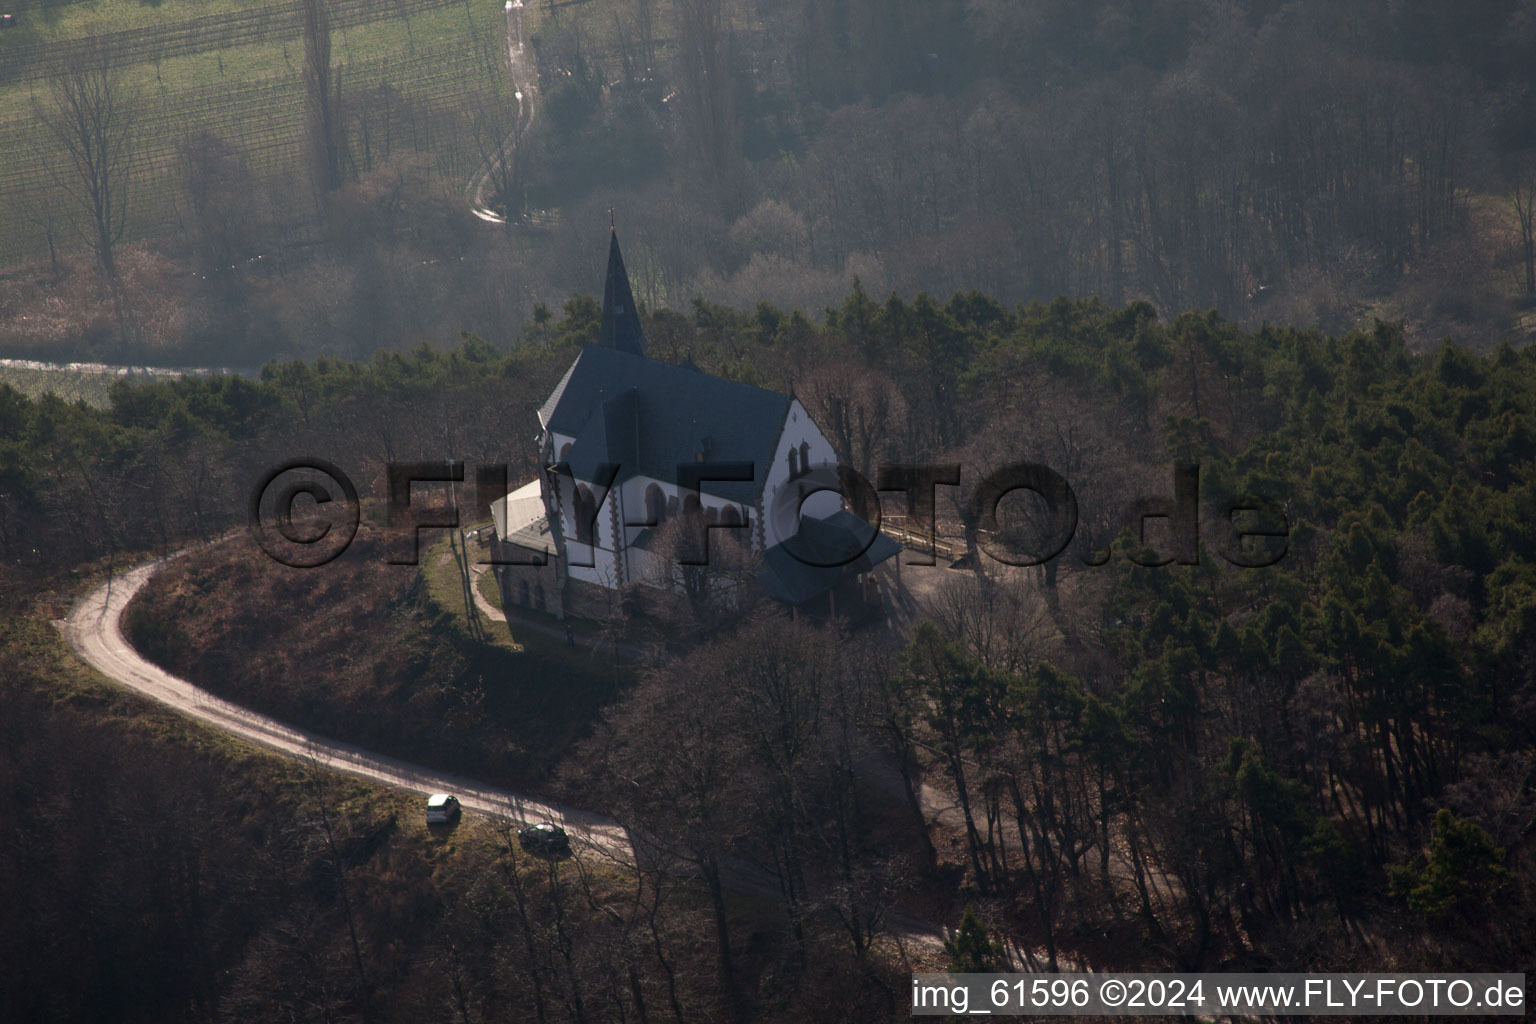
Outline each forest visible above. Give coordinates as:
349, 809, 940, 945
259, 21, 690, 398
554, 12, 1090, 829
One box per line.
5, 0, 1536, 1018
2, 0, 1536, 367
3, 287, 1533, 1021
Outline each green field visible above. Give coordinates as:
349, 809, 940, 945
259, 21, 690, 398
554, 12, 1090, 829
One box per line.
421, 530, 626, 683
0, 361, 145, 404
0, 0, 514, 266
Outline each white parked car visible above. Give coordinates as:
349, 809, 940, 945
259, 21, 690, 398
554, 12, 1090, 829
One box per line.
425, 793, 462, 824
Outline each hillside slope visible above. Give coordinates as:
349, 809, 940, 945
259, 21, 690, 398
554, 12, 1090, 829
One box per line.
125, 523, 617, 789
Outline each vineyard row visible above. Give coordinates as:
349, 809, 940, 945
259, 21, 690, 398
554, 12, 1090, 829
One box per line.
0, 0, 469, 84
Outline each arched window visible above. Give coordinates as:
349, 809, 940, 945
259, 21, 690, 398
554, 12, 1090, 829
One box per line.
720, 505, 742, 527
645, 483, 665, 525
683, 494, 702, 520
559, 443, 572, 462
519, 580, 531, 606
798, 440, 811, 473
534, 583, 545, 610
574, 485, 596, 544
787, 447, 799, 478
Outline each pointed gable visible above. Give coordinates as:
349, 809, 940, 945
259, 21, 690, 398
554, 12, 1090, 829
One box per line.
542, 345, 790, 503
600, 229, 647, 356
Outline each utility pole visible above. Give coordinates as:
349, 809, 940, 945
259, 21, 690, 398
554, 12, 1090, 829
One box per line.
446, 460, 484, 641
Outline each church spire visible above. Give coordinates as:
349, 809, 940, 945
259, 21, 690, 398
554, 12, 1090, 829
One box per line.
600, 227, 647, 357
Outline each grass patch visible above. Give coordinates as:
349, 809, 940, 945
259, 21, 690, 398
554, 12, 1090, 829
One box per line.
421, 528, 626, 677
0, 363, 126, 405
420, 525, 519, 649
0, 0, 655, 268
10, 0, 301, 44
474, 559, 503, 611
0, 0, 509, 265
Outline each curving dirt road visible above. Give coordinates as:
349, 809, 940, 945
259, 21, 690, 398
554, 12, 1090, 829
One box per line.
467, 0, 536, 225
64, 557, 629, 858
64, 553, 947, 948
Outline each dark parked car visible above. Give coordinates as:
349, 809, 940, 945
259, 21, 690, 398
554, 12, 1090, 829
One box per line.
517, 822, 571, 859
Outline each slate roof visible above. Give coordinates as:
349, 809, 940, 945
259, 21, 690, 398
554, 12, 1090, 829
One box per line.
600, 229, 647, 356
760, 509, 903, 605
542, 343, 790, 504
490, 478, 553, 556
538, 356, 581, 428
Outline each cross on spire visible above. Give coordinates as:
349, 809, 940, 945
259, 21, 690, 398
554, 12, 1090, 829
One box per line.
600, 228, 647, 357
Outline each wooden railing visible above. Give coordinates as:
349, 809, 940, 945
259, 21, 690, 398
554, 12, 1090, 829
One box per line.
878, 515, 960, 560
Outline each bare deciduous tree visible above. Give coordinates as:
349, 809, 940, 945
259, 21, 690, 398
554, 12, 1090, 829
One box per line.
948, 375, 1142, 595
24, 203, 63, 280
177, 130, 262, 286
924, 572, 1051, 677
633, 0, 657, 76
632, 505, 762, 638
38, 36, 137, 278
1510, 150, 1536, 298
796, 360, 904, 480
301, 0, 345, 200
301, 748, 373, 1022
589, 650, 761, 1023
671, 0, 741, 203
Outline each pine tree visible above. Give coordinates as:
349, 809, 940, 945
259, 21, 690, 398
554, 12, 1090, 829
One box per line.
944, 907, 1004, 973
